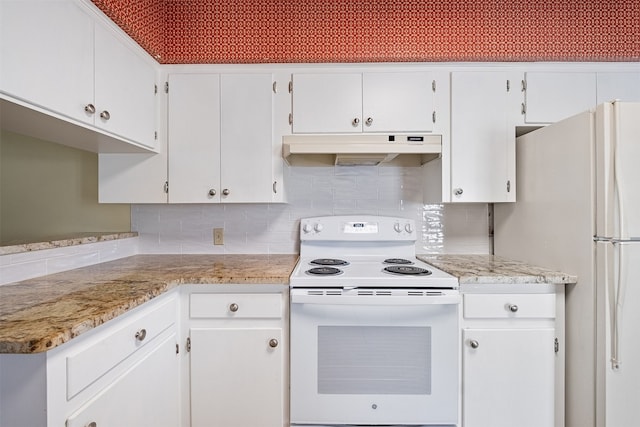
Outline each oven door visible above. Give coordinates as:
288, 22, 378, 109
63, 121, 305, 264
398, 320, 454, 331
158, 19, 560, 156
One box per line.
290, 289, 460, 426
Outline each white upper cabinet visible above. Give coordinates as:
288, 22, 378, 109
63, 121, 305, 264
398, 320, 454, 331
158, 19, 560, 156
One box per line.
94, 23, 157, 149
167, 73, 221, 203
0, 1, 94, 123
168, 73, 280, 203
596, 72, 640, 104
0, 0, 158, 151
291, 72, 434, 133
523, 72, 597, 123
448, 71, 517, 203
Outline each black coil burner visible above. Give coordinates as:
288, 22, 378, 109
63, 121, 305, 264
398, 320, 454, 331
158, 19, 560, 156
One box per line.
306, 267, 343, 276
383, 258, 414, 265
383, 265, 432, 276
310, 258, 349, 266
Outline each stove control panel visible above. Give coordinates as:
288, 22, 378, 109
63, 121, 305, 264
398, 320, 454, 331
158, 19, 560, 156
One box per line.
300, 215, 416, 241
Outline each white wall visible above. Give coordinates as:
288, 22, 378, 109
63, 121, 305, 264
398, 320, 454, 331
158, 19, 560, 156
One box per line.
132, 166, 491, 255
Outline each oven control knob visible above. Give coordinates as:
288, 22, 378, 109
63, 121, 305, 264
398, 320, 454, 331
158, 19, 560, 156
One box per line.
303, 223, 312, 233
394, 223, 402, 233
405, 223, 413, 233
314, 223, 323, 232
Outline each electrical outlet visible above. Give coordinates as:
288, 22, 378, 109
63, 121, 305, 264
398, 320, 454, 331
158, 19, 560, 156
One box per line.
213, 228, 224, 245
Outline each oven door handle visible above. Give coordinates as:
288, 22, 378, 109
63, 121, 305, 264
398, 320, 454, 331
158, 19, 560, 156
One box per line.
291, 294, 461, 305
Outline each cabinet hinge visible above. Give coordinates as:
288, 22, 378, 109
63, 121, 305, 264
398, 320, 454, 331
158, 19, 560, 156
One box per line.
521, 79, 527, 92
506, 180, 511, 192
164, 81, 169, 94
289, 113, 293, 125
432, 80, 436, 92
176, 343, 179, 354
154, 131, 158, 140
164, 181, 169, 194
521, 102, 526, 115
506, 80, 510, 92
432, 111, 436, 124
288, 81, 293, 93
273, 181, 278, 194
186, 337, 191, 352
554, 337, 559, 353
154, 84, 158, 95
273, 81, 277, 93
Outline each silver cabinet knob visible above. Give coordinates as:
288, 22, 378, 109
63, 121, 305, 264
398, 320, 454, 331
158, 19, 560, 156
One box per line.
84, 104, 96, 114
229, 303, 239, 312
100, 110, 111, 121
508, 304, 519, 313
86, 422, 97, 427
208, 189, 216, 197
453, 188, 464, 196
352, 117, 360, 127
135, 329, 147, 341
469, 340, 479, 349
222, 189, 230, 196
269, 338, 279, 348
365, 117, 373, 126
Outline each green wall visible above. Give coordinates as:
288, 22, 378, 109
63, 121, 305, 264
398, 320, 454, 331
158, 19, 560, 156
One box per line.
0, 130, 130, 245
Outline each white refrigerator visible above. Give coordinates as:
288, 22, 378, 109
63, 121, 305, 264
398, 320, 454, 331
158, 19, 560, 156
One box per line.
494, 101, 640, 427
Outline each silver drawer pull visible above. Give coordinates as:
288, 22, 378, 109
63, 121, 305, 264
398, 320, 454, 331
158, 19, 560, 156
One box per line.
269, 338, 279, 348
469, 340, 479, 349
229, 303, 239, 312
508, 304, 519, 313
135, 328, 147, 341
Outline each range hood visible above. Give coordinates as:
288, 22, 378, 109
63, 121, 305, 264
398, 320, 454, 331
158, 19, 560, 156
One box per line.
283, 134, 442, 166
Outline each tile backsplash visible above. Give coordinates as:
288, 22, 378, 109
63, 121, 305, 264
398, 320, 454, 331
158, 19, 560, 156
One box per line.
132, 166, 490, 255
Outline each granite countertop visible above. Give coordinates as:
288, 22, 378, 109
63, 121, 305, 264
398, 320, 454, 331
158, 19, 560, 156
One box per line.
0, 254, 298, 354
0, 253, 576, 354
418, 254, 577, 285
0, 231, 138, 255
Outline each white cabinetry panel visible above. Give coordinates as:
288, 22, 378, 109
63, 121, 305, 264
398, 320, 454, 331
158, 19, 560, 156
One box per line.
597, 72, 640, 104
462, 328, 555, 427
450, 71, 515, 202
292, 73, 362, 133
167, 73, 221, 203
524, 72, 596, 123
0, 1, 94, 124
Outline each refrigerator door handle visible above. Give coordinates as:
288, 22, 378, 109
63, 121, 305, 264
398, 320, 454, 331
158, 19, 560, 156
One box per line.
608, 241, 630, 370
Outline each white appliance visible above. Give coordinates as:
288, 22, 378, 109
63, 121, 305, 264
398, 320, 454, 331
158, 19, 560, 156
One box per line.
494, 101, 640, 427
289, 215, 460, 427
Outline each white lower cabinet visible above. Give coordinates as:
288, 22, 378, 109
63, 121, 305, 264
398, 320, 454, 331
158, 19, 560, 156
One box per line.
0, 291, 179, 427
184, 288, 288, 427
66, 332, 180, 427
461, 291, 562, 427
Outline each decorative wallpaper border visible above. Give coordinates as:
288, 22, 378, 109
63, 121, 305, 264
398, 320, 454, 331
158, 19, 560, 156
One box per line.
93, 0, 639, 64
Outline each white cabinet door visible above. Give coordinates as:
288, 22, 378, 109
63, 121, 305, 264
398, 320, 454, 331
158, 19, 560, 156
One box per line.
362, 72, 433, 132
597, 72, 640, 104
220, 74, 276, 202
292, 73, 362, 133
462, 328, 555, 427
66, 333, 180, 427
0, 0, 94, 124
190, 327, 284, 427
94, 23, 157, 149
450, 72, 514, 202
524, 72, 597, 123
167, 73, 221, 203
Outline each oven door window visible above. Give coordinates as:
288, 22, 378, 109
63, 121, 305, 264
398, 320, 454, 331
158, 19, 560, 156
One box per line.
318, 325, 431, 395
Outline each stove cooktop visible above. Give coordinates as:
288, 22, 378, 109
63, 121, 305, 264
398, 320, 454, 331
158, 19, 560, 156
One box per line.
290, 256, 458, 288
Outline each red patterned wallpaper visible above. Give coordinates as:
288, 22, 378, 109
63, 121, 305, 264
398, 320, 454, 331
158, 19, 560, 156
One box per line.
93, 0, 640, 64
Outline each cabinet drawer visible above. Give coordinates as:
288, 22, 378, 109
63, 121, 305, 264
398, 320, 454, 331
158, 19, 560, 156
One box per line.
190, 293, 282, 319
66, 294, 177, 399
463, 293, 556, 319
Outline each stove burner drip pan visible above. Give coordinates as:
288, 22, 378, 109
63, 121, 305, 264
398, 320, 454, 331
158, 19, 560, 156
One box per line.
383, 258, 414, 265
310, 258, 349, 266
383, 265, 432, 276
306, 267, 343, 276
